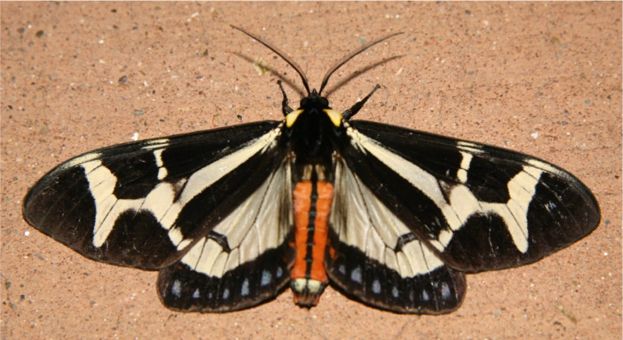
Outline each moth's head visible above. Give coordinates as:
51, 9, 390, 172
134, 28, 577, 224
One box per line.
299, 89, 329, 111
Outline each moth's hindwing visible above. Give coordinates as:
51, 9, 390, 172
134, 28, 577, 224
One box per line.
23, 121, 284, 270
342, 120, 600, 273
158, 159, 294, 312
328, 159, 465, 313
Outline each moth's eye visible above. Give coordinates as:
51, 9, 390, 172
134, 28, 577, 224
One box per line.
285, 109, 304, 128
323, 109, 343, 127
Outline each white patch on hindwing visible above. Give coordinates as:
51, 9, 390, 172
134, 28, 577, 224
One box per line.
331, 160, 445, 278
347, 127, 543, 253
81, 128, 281, 249
180, 160, 291, 278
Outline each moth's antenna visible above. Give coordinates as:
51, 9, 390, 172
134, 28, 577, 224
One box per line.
318, 32, 403, 96
231, 25, 311, 95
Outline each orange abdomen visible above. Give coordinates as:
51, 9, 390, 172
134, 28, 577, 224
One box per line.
290, 179, 333, 305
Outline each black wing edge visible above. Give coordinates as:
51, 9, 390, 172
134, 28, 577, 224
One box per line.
22, 121, 282, 270
158, 237, 294, 312
326, 231, 465, 314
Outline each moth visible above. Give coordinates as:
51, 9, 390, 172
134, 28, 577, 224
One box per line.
23, 27, 600, 314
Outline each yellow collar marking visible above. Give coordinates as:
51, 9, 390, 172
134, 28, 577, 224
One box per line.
286, 109, 304, 128
323, 109, 343, 127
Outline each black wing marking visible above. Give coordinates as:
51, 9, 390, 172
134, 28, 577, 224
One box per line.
342, 120, 600, 272
328, 159, 465, 313
158, 160, 294, 312
23, 121, 285, 269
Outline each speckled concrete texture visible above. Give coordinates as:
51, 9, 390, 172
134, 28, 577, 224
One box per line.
1, 3, 620, 339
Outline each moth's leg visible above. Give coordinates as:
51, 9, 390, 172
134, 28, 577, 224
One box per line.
343, 84, 381, 119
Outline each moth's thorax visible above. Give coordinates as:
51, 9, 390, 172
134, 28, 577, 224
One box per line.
289, 93, 338, 174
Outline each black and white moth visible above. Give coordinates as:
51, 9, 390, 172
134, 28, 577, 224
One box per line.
23, 27, 600, 314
